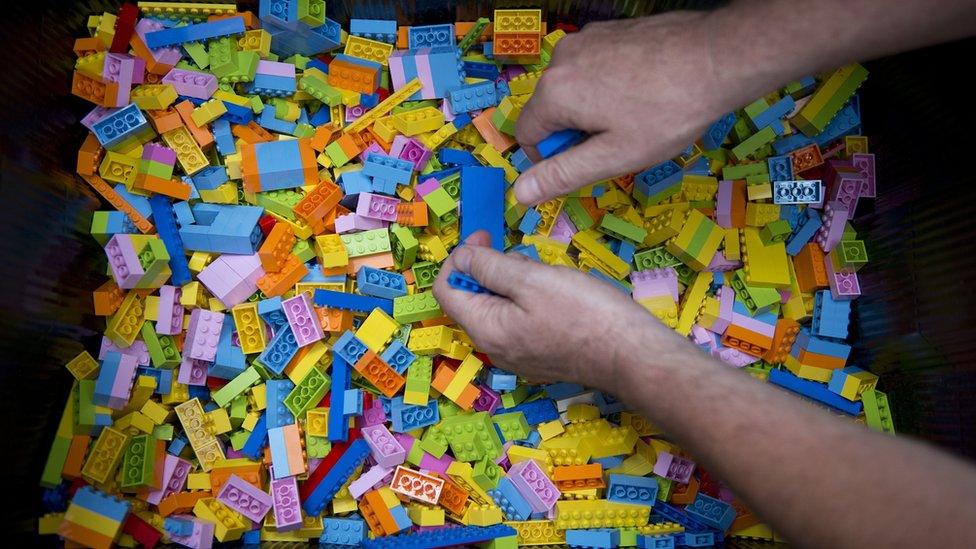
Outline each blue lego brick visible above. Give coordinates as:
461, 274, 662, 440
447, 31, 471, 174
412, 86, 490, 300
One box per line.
616, 240, 636, 264
813, 101, 861, 148
496, 398, 558, 426
785, 208, 822, 256
265, 379, 296, 429
145, 17, 246, 48
350, 19, 397, 44
361, 524, 517, 549
173, 200, 194, 226
591, 456, 624, 470
380, 340, 416, 374
509, 244, 541, 261
360, 92, 380, 109
252, 137, 307, 188
41, 485, 68, 513
700, 112, 737, 150
811, 290, 851, 340
333, 331, 370, 365
242, 528, 262, 544
211, 320, 246, 380
594, 391, 627, 415
321, 516, 368, 545
92, 103, 151, 149
634, 161, 682, 197
638, 534, 676, 549
566, 528, 620, 549
483, 41, 494, 59
251, 74, 297, 98
768, 368, 862, 415
750, 95, 795, 130
495, 78, 510, 100
329, 357, 352, 442
685, 493, 735, 531
72, 486, 131, 522
313, 289, 394, 315
343, 389, 364, 415
258, 297, 288, 330
543, 381, 584, 399
589, 268, 631, 294
259, 0, 299, 30
389, 503, 412, 531
488, 477, 532, 521
187, 385, 210, 401
241, 413, 268, 459
363, 152, 414, 188
93, 352, 123, 408
772, 180, 822, 205
114, 184, 153, 219
676, 532, 714, 547
652, 502, 714, 533
409, 24, 456, 49
179, 203, 264, 254
424, 166, 462, 182
772, 132, 814, 156
510, 147, 533, 172
137, 366, 172, 395
607, 474, 659, 507
438, 148, 480, 167
767, 155, 794, 182
165, 517, 194, 537
357, 266, 407, 299
460, 166, 505, 250
446, 271, 492, 295
302, 438, 370, 516
452, 112, 473, 129
257, 324, 300, 376
309, 104, 332, 126
167, 435, 189, 456
463, 60, 499, 80
519, 208, 542, 234
447, 80, 498, 114
147, 195, 193, 286
390, 396, 440, 432
191, 166, 229, 191
536, 129, 585, 160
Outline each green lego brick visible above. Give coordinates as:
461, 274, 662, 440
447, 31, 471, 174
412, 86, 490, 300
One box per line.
392, 100, 439, 114
218, 50, 259, 85
731, 126, 777, 162
842, 222, 858, 241
212, 367, 261, 408
472, 456, 502, 490
40, 436, 72, 489
297, 0, 325, 26
256, 189, 304, 221
404, 355, 432, 404
292, 238, 315, 263
794, 63, 868, 136
730, 115, 752, 143
633, 246, 681, 270
230, 429, 250, 451
391, 225, 419, 270
722, 162, 767, 181
492, 412, 530, 442
562, 197, 595, 231
420, 422, 449, 457
459, 17, 490, 54
731, 269, 781, 314
760, 220, 792, 244
440, 172, 461, 200
341, 228, 391, 257
294, 123, 315, 138
743, 97, 770, 125
745, 173, 770, 186
208, 36, 239, 78
836, 240, 868, 269
182, 40, 210, 69
306, 433, 331, 458
120, 434, 157, 490
422, 186, 457, 221
141, 322, 181, 368
441, 411, 503, 462
300, 74, 342, 106
598, 214, 648, 245
284, 367, 331, 418
153, 423, 174, 441
500, 384, 529, 409
393, 291, 442, 323
654, 475, 673, 501
862, 389, 895, 435
229, 395, 248, 425
411, 261, 440, 290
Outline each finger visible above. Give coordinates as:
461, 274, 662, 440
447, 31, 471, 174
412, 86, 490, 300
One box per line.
513, 132, 623, 205
515, 70, 574, 149
442, 234, 539, 300
433, 236, 520, 331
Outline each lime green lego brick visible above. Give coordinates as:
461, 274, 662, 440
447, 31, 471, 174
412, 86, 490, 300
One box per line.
294, 123, 316, 139
492, 412, 530, 442
459, 17, 490, 54
212, 367, 261, 408
437, 397, 463, 418
745, 173, 770, 186
836, 240, 868, 268
500, 384, 529, 409
284, 367, 331, 418
220, 50, 259, 85
404, 355, 433, 405
292, 238, 315, 263
208, 36, 239, 78
256, 189, 304, 221
341, 228, 392, 257
141, 322, 181, 368
230, 429, 251, 451
440, 173, 461, 201
422, 187, 457, 222
722, 162, 768, 181
862, 389, 896, 435
393, 291, 443, 323
300, 74, 342, 106
619, 528, 638, 547
405, 435, 427, 466
525, 49, 552, 72
392, 225, 419, 270
654, 475, 673, 501
139, 159, 175, 179
730, 115, 752, 143
420, 423, 449, 457
284, 54, 311, 69
731, 270, 781, 314
40, 436, 72, 488
760, 220, 792, 244
562, 197, 595, 231
306, 433, 332, 458
411, 261, 440, 290
153, 423, 174, 441
229, 395, 248, 424
77, 379, 99, 429
743, 97, 770, 124
392, 100, 439, 114
183, 40, 210, 69
121, 434, 157, 490
794, 63, 868, 136
598, 214, 648, 245
731, 126, 777, 162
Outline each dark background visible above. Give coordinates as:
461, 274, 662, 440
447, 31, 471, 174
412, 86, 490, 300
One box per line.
1, 0, 974, 544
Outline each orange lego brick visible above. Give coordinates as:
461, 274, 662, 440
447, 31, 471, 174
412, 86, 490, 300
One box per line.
317, 307, 353, 333
174, 100, 215, 149
240, 143, 261, 193
310, 123, 340, 152
135, 174, 192, 200
794, 243, 829, 292
58, 521, 115, 549
722, 325, 773, 357
763, 318, 801, 364
146, 107, 183, 134
74, 36, 106, 57
129, 32, 174, 75
258, 222, 297, 272
669, 475, 699, 505
77, 133, 104, 176
158, 491, 211, 517
71, 71, 122, 107
472, 108, 517, 153
232, 121, 275, 144
396, 201, 429, 227
730, 179, 747, 228
62, 435, 91, 480
431, 473, 469, 516
256, 254, 309, 296
552, 464, 605, 491
354, 351, 406, 398
294, 180, 342, 225
209, 463, 265, 494
795, 348, 847, 369
361, 490, 401, 535
328, 58, 378, 94
81, 174, 155, 234
347, 252, 395, 274
493, 33, 541, 57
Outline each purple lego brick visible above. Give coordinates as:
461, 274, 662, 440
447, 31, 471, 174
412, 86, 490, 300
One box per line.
356, 193, 400, 222
197, 255, 263, 307
184, 308, 225, 362
142, 143, 178, 165
631, 268, 679, 301
705, 251, 742, 272
105, 234, 145, 289
270, 476, 303, 532
98, 352, 139, 409
709, 285, 734, 334
827, 174, 864, 219
177, 357, 210, 386
362, 398, 388, 426
217, 473, 274, 523
334, 213, 389, 233
507, 459, 559, 513
653, 451, 695, 483
716, 180, 734, 228
391, 136, 431, 171
473, 385, 501, 415
146, 455, 191, 505
815, 201, 849, 253
362, 424, 406, 467
221, 253, 265, 284
359, 142, 387, 163
135, 19, 182, 67
419, 450, 454, 474
825, 256, 862, 300
99, 336, 151, 366
156, 285, 185, 335
167, 515, 214, 549
850, 153, 875, 198
548, 211, 577, 244
282, 293, 325, 346
349, 464, 394, 499
415, 178, 441, 197
162, 68, 218, 99
713, 346, 760, 368
256, 59, 297, 78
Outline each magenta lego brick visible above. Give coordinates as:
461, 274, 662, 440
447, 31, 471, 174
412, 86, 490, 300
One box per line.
418, 448, 454, 474
391, 135, 432, 171
653, 451, 695, 483
99, 336, 150, 366
161, 68, 218, 99
142, 142, 177, 165
270, 476, 303, 532
282, 292, 325, 346
356, 193, 400, 222
473, 385, 501, 415
414, 177, 441, 197
183, 308, 225, 362
361, 424, 407, 467
217, 473, 274, 522
105, 234, 146, 289
507, 459, 559, 513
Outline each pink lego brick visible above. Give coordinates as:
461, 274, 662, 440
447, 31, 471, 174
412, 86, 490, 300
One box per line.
349, 464, 394, 499
507, 459, 559, 513
197, 256, 261, 307
256, 60, 296, 78
156, 285, 185, 335
815, 201, 849, 253
713, 346, 760, 368
730, 312, 776, 338
473, 385, 501, 415
362, 399, 388, 426
414, 177, 441, 197
710, 285, 734, 334
184, 308, 224, 362
270, 476, 303, 532
362, 424, 407, 467
146, 455, 191, 505
827, 174, 864, 219
102, 53, 141, 104
105, 234, 146, 289
162, 67, 218, 99
104, 352, 139, 409
135, 19, 182, 67
357, 192, 400, 222
631, 268, 679, 301
334, 213, 389, 234
217, 474, 274, 523
168, 515, 214, 549
282, 293, 325, 346
391, 136, 432, 171
177, 357, 209, 386
81, 105, 119, 131
548, 211, 577, 244
825, 255, 862, 300
100, 336, 151, 366
653, 451, 695, 483
705, 251, 742, 272
221, 253, 265, 284
346, 104, 366, 123
716, 180, 733, 228
851, 153, 875, 198
359, 142, 386, 163
691, 325, 713, 346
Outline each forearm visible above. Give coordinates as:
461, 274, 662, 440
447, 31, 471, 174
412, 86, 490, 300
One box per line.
704, 0, 976, 113
614, 324, 976, 548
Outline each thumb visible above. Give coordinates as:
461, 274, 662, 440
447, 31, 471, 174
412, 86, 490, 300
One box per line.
514, 132, 619, 205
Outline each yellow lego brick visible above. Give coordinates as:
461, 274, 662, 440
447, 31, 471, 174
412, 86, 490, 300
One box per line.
345, 35, 394, 66
194, 497, 249, 542
231, 303, 267, 355
505, 520, 565, 546
190, 98, 227, 126
65, 350, 100, 380
464, 503, 504, 526
81, 426, 129, 486
64, 504, 123, 538
537, 420, 565, 441
494, 9, 542, 33
745, 203, 780, 227
175, 398, 224, 471
589, 426, 637, 459
785, 355, 834, 382
572, 231, 630, 280
566, 404, 600, 423
839, 369, 879, 401
554, 500, 650, 529
314, 234, 349, 268
794, 63, 868, 136
208, 407, 232, 435
446, 461, 494, 506
143, 295, 159, 322
306, 408, 329, 437
443, 353, 482, 402
667, 209, 724, 270
38, 513, 64, 535
747, 182, 773, 201
675, 271, 711, 336
540, 435, 592, 466
288, 341, 330, 384
542, 30, 566, 56
106, 292, 146, 347
141, 399, 171, 425
407, 503, 446, 526
637, 522, 685, 536
680, 175, 719, 201
509, 71, 542, 95
732, 523, 774, 540
740, 227, 790, 288
417, 233, 449, 262
472, 143, 518, 182
238, 29, 272, 56
120, 410, 156, 434
608, 452, 654, 477
137, 2, 238, 19
507, 445, 552, 474
250, 384, 267, 411
408, 326, 453, 355
724, 228, 741, 260
643, 209, 688, 248
161, 126, 208, 175
187, 472, 211, 491
356, 309, 400, 352
393, 106, 445, 136
131, 84, 178, 111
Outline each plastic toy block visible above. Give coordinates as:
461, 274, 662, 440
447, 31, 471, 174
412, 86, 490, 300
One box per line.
314, 288, 394, 315
773, 179, 821, 204
394, 291, 444, 323
565, 528, 621, 549
684, 493, 735, 532
794, 63, 868, 136
607, 474, 659, 507
174, 398, 225, 470
354, 351, 406, 397
268, 423, 307, 478
459, 166, 506, 250
768, 368, 863, 415
321, 516, 368, 545
828, 366, 878, 401
389, 465, 445, 505
506, 459, 559, 513
862, 389, 896, 435
554, 499, 650, 530
448, 80, 499, 114
811, 289, 851, 339
216, 473, 273, 522
302, 438, 371, 516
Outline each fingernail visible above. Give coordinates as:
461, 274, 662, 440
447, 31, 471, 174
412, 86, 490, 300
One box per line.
452, 245, 473, 272
515, 173, 540, 205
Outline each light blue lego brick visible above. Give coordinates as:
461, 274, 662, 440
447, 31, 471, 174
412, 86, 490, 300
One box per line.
251, 73, 297, 97
487, 369, 518, 392
767, 155, 794, 182
357, 266, 407, 299
380, 341, 416, 374
409, 24, 455, 49
343, 389, 363, 415
509, 244, 541, 262
591, 456, 625, 470
389, 503, 412, 531
637, 534, 676, 549
258, 297, 288, 330
518, 208, 542, 234
260, 0, 299, 30
114, 184, 153, 219
390, 397, 439, 432
616, 240, 636, 264
363, 152, 413, 186
827, 366, 868, 396
71, 486, 131, 522
811, 290, 851, 339
772, 132, 814, 156
173, 200, 194, 226
510, 147, 533, 172
211, 318, 247, 379
92, 103, 152, 149
167, 436, 189, 456
488, 477, 532, 521
339, 170, 373, 195
750, 95, 795, 130
495, 78, 510, 100
321, 516, 368, 545
191, 165, 229, 191
265, 379, 296, 428
350, 19, 397, 43
607, 474, 659, 507
566, 528, 620, 549
180, 203, 264, 254
447, 80, 498, 114
333, 331, 370, 365
588, 268, 631, 294
785, 208, 822, 256
634, 162, 682, 201
685, 493, 736, 531
313, 290, 394, 315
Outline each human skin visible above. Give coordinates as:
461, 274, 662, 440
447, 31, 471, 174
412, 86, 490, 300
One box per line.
433, 1, 976, 546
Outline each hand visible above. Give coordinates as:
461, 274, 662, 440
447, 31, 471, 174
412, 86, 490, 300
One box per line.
432, 231, 690, 394
514, 12, 741, 205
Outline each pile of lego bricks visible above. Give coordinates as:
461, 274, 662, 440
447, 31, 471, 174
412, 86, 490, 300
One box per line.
39, 2, 892, 548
